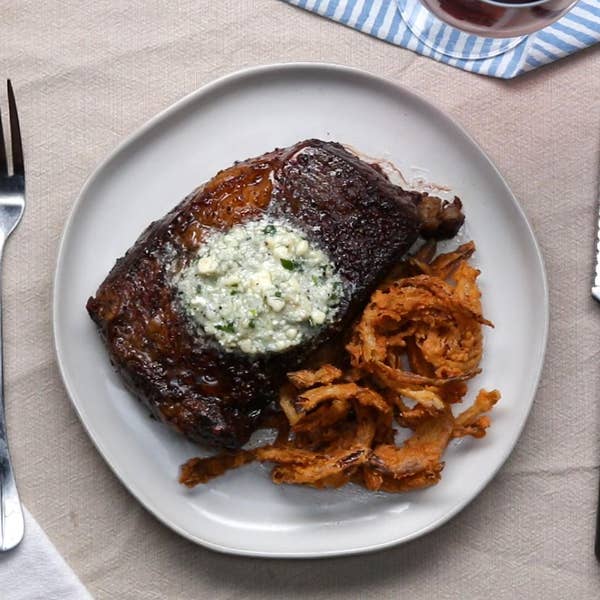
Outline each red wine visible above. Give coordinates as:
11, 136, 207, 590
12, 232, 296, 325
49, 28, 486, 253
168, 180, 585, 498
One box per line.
420, 0, 577, 36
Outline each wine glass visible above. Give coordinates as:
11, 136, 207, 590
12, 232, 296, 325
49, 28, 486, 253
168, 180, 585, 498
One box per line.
397, 0, 580, 60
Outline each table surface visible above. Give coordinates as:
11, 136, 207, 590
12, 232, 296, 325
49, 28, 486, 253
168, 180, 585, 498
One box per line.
1, 1, 599, 598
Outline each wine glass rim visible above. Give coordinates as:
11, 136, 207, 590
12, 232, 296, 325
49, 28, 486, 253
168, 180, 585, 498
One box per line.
479, 0, 555, 7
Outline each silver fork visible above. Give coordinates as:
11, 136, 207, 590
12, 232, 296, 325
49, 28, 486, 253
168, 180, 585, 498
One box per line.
0, 80, 25, 551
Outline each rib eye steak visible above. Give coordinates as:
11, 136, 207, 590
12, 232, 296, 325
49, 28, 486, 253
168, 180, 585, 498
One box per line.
87, 139, 463, 449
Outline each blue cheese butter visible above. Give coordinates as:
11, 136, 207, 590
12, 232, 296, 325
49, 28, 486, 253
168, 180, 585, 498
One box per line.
176, 216, 344, 354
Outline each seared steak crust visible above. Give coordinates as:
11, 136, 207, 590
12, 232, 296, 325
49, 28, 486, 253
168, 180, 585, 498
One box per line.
87, 140, 423, 449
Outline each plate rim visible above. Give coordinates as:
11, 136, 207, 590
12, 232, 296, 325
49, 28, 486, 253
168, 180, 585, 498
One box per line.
53, 62, 549, 558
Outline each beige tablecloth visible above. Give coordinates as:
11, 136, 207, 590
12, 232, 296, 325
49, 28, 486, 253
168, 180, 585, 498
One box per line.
1, 1, 599, 598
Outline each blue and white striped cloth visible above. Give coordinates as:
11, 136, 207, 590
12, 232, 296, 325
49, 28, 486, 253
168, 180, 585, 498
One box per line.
284, 0, 600, 78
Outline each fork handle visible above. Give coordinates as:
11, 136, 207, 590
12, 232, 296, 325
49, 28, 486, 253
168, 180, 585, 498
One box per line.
0, 240, 24, 551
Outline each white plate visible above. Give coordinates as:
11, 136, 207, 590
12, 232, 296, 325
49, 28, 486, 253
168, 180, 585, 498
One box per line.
54, 63, 548, 558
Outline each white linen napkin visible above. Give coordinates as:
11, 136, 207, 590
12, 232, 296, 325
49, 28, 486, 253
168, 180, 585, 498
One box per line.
0, 508, 92, 600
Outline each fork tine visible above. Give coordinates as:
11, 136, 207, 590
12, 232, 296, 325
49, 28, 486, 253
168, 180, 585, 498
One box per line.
7, 80, 23, 176
0, 98, 6, 176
